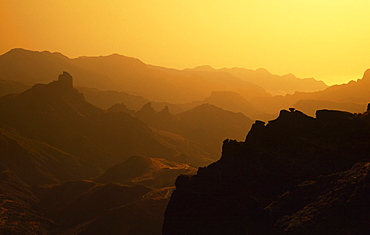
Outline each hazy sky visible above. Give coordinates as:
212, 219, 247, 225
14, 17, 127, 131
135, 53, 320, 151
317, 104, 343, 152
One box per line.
2, 0, 370, 85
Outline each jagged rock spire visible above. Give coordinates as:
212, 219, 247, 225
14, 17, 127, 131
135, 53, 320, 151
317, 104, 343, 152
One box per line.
57, 71, 73, 89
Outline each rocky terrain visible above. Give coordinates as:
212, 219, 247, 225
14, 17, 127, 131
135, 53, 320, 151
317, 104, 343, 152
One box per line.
163, 107, 370, 234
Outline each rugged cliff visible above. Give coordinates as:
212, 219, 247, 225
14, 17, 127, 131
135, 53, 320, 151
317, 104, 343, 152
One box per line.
163, 108, 370, 234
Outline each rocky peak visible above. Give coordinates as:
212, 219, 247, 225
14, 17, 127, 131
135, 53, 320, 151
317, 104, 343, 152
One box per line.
158, 105, 170, 115
57, 71, 73, 89
137, 102, 156, 116
19, 72, 81, 101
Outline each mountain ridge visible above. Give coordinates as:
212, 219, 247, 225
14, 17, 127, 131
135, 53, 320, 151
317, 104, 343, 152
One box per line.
163, 107, 370, 234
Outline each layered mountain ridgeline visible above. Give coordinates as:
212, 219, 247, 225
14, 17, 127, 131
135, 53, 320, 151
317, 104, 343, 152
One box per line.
109, 102, 253, 158
189, 66, 327, 95
163, 108, 370, 234
251, 69, 370, 117
78, 68, 370, 121
78, 87, 149, 111
0, 72, 226, 234
0, 72, 183, 168
0, 77, 198, 234
4, 48, 370, 123
0, 71, 254, 170
0, 48, 271, 103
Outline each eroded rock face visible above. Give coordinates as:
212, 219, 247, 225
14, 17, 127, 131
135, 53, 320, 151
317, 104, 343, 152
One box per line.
163, 108, 370, 234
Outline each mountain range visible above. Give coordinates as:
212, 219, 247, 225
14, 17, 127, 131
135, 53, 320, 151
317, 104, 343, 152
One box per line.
1, 48, 370, 234
2, 48, 370, 122
0, 71, 257, 234
189, 65, 327, 95
0, 48, 326, 105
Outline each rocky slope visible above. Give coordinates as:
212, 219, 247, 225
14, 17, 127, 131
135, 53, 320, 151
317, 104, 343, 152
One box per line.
163, 107, 370, 234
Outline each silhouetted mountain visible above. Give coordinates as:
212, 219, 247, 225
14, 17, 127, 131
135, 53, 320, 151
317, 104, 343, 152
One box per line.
147, 89, 271, 121
177, 103, 253, 155
203, 91, 263, 119
176, 65, 271, 100
78, 87, 148, 110
135, 103, 181, 133
251, 69, 370, 118
219, 67, 327, 95
106, 102, 136, 115
189, 66, 327, 95
163, 107, 370, 234
4, 48, 370, 234
0, 48, 114, 90
132, 102, 254, 160
0, 49, 272, 103
0, 72, 175, 168
314, 69, 370, 103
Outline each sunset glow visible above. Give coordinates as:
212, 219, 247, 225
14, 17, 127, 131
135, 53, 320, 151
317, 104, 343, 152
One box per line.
2, 0, 370, 85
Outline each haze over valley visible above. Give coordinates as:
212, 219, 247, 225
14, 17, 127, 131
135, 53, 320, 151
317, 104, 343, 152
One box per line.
2, 1, 370, 233
0, 48, 370, 234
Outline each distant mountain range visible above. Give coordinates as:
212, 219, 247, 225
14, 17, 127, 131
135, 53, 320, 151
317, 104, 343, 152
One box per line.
2, 48, 370, 121
252, 69, 370, 116
0, 48, 269, 103
1, 48, 370, 234
0, 48, 326, 102
189, 65, 327, 95
0, 72, 257, 234
0, 72, 177, 168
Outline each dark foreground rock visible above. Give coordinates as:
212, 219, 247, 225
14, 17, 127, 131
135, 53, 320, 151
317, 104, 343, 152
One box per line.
163, 108, 370, 234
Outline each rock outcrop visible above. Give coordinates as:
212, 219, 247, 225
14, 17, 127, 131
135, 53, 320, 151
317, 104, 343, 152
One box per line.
163, 108, 370, 234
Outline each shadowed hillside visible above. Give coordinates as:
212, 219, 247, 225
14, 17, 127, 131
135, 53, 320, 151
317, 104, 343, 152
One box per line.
122, 102, 253, 159
0, 72, 176, 168
163, 107, 370, 234
0, 127, 100, 185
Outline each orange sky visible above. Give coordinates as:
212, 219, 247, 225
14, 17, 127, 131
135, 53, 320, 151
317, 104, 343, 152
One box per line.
1, 0, 370, 85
